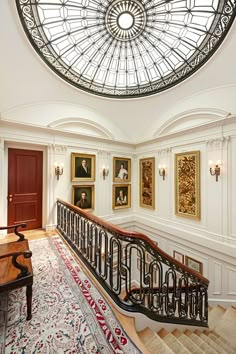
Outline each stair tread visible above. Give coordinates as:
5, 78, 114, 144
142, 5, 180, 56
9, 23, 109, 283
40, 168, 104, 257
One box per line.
213, 307, 236, 349
173, 331, 205, 354
199, 332, 228, 354
208, 305, 226, 330
136, 306, 236, 354
185, 331, 218, 354
138, 327, 174, 354
158, 328, 169, 338
162, 333, 191, 354
208, 332, 235, 354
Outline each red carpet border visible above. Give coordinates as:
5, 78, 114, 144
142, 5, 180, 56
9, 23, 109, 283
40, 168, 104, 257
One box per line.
4, 236, 141, 354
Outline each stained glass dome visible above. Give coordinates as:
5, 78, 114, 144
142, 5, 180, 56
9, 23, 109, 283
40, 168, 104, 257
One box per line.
16, 0, 236, 98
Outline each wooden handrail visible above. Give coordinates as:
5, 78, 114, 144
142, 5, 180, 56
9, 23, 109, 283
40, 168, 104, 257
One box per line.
57, 199, 209, 327
57, 198, 209, 285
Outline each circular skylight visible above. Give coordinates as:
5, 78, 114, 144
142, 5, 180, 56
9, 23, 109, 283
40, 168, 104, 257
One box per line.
16, 0, 236, 99
118, 13, 134, 30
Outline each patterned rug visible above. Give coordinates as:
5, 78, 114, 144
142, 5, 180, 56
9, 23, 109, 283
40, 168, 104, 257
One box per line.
3, 236, 141, 353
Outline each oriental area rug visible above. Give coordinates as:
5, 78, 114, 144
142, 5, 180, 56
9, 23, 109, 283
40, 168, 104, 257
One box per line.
1, 236, 141, 353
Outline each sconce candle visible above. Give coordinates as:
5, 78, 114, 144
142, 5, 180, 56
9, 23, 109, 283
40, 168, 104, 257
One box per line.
55, 162, 64, 180
209, 160, 221, 182
158, 164, 166, 180
102, 165, 109, 180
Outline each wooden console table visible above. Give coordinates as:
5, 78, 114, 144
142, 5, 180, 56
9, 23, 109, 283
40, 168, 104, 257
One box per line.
0, 224, 33, 320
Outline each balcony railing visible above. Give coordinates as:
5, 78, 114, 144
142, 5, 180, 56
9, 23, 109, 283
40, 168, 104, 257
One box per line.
56, 199, 209, 327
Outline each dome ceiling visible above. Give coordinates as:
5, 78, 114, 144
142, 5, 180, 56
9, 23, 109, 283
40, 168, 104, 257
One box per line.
16, 0, 236, 99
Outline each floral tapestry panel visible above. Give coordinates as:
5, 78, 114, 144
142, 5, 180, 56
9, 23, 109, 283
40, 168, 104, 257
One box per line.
140, 157, 155, 209
175, 151, 200, 219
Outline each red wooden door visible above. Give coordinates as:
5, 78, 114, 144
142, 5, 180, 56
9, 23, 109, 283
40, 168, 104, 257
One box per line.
8, 148, 43, 231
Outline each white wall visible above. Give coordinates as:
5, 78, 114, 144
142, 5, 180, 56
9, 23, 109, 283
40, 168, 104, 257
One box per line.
0, 122, 135, 230
0, 114, 236, 306
132, 115, 236, 306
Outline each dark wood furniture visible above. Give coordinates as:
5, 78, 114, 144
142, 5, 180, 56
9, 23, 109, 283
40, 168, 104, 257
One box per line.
0, 223, 33, 320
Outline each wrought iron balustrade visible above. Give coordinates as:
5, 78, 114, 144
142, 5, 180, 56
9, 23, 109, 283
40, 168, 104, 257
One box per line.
57, 199, 209, 327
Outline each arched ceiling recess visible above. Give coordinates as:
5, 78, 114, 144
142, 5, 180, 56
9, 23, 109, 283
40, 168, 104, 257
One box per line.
0, 101, 129, 140
48, 117, 114, 139
16, 0, 236, 99
154, 108, 229, 137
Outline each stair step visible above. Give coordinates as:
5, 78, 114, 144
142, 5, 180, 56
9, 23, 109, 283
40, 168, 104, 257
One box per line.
208, 305, 226, 330
162, 333, 191, 354
198, 332, 228, 353
207, 332, 235, 354
138, 327, 174, 353
213, 307, 236, 349
172, 330, 204, 354
158, 328, 169, 338
136, 306, 236, 354
184, 330, 218, 354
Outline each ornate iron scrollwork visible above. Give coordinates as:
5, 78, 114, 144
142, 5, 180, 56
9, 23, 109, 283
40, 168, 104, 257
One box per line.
57, 199, 209, 327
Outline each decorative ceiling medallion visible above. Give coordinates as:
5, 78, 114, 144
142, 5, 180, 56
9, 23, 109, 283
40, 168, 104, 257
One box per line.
105, 0, 146, 40
16, 0, 236, 99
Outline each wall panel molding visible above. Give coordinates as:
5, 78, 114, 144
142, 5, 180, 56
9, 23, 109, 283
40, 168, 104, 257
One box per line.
227, 267, 236, 296
212, 262, 222, 295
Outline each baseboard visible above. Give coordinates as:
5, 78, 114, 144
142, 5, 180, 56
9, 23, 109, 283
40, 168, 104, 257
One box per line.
208, 298, 236, 308
45, 224, 57, 231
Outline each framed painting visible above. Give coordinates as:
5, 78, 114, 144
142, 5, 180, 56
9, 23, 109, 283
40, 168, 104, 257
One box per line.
140, 157, 155, 209
175, 151, 200, 219
185, 256, 203, 275
113, 184, 131, 210
113, 157, 131, 182
72, 185, 94, 211
173, 251, 184, 264
71, 153, 96, 182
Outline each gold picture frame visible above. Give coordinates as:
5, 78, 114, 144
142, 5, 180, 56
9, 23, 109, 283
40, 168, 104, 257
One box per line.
71, 153, 96, 182
140, 157, 155, 209
72, 185, 95, 211
173, 251, 184, 264
113, 157, 131, 182
113, 184, 131, 210
175, 150, 200, 219
185, 255, 203, 275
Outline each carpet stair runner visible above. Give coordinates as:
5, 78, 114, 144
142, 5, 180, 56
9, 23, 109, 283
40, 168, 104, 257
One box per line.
137, 305, 236, 354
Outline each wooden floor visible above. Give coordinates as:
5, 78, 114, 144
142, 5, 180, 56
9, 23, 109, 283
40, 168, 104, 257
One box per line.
0, 228, 149, 354
0, 228, 53, 244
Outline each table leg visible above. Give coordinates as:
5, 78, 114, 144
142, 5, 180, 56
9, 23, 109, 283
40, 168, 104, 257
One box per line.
26, 285, 32, 320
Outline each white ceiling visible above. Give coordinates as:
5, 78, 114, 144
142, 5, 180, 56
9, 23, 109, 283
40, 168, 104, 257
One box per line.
1, 1, 236, 144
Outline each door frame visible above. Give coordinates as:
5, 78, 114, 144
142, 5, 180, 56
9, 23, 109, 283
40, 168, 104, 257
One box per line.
3, 141, 47, 230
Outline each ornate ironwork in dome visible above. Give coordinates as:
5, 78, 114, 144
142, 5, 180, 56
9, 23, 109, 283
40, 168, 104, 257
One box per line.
16, 0, 236, 98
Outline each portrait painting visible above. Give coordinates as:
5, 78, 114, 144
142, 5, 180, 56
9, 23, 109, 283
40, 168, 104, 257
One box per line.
113, 184, 131, 210
185, 256, 203, 275
113, 157, 131, 182
140, 157, 155, 209
175, 151, 200, 219
72, 185, 94, 211
71, 153, 95, 182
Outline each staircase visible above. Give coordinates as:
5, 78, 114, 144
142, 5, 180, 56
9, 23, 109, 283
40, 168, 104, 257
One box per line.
137, 305, 236, 353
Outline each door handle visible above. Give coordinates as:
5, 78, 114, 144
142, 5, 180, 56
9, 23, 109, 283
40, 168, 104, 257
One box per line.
8, 194, 13, 202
